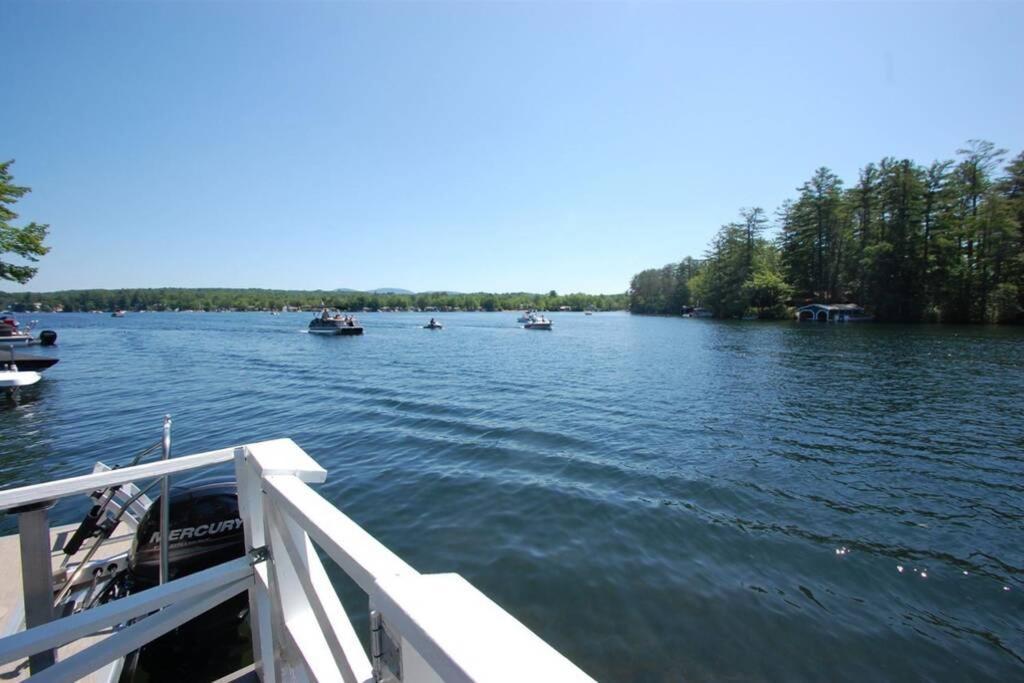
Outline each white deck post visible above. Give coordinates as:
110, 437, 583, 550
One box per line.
234, 446, 277, 683
239, 439, 328, 683
266, 505, 374, 683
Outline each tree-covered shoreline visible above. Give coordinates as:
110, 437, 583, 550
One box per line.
1, 287, 627, 313
630, 141, 1024, 323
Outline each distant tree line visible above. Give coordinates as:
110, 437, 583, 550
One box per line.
630, 141, 1024, 323
0, 287, 627, 313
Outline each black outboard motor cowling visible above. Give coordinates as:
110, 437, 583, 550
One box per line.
129, 478, 245, 588
123, 478, 250, 682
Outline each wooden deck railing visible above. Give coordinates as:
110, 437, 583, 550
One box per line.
0, 439, 595, 682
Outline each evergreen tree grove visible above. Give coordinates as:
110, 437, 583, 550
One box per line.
628, 141, 1024, 323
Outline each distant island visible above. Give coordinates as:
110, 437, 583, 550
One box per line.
0, 287, 627, 313
629, 141, 1024, 324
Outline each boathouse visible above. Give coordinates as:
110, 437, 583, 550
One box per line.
796, 303, 868, 322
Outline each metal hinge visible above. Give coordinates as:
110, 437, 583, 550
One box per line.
370, 609, 402, 682
249, 546, 269, 564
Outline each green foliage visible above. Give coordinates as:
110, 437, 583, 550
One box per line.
631, 211, 790, 318
0, 287, 627, 314
0, 160, 50, 284
628, 259, 699, 314
990, 283, 1021, 324
743, 262, 792, 318
630, 141, 1024, 323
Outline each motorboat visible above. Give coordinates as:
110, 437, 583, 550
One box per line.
111, 310, 126, 318
423, 319, 443, 330
524, 316, 553, 330
0, 347, 58, 372
309, 308, 364, 335
0, 367, 40, 390
1, 315, 57, 346
0, 419, 595, 682
0, 314, 37, 345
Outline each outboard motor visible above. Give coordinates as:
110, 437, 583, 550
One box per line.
129, 478, 245, 586
122, 478, 249, 681
38, 330, 57, 346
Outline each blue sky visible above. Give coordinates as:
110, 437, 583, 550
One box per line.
3, 1, 1022, 294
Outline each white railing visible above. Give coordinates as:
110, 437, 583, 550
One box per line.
0, 439, 595, 682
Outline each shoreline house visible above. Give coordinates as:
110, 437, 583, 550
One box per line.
796, 303, 872, 322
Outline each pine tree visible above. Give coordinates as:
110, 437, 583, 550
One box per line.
0, 160, 50, 284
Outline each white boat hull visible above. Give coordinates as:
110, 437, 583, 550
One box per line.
0, 336, 34, 346
0, 369, 41, 388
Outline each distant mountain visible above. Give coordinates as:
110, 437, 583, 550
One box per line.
332, 287, 414, 294
330, 287, 465, 295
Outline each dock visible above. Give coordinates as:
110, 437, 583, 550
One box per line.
0, 439, 595, 682
0, 523, 134, 681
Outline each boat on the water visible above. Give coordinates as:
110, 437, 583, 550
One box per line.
0, 345, 51, 394
423, 318, 443, 329
111, 310, 126, 318
309, 308, 363, 335
516, 310, 537, 323
0, 315, 38, 346
524, 315, 553, 330
0, 367, 40, 390
0, 347, 59, 372
0, 419, 594, 682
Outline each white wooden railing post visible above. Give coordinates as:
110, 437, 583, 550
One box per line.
234, 445, 278, 683
239, 439, 329, 682
265, 504, 373, 683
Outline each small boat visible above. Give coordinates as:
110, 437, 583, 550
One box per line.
516, 311, 537, 323
1, 315, 34, 345
0, 348, 58, 372
0, 368, 40, 389
309, 308, 364, 335
524, 316, 553, 330
423, 319, 443, 329
112, 310, 126, 318
0, 315, 56, 346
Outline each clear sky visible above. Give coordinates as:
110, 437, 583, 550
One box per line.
3, 1, 1022, 294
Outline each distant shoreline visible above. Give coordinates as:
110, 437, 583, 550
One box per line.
1, 287, 628, 314
10, 308, 628, 314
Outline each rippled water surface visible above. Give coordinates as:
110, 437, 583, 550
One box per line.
2, 312, 1023, 681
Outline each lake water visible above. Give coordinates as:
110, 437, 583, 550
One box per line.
2, 312, 1022, 681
